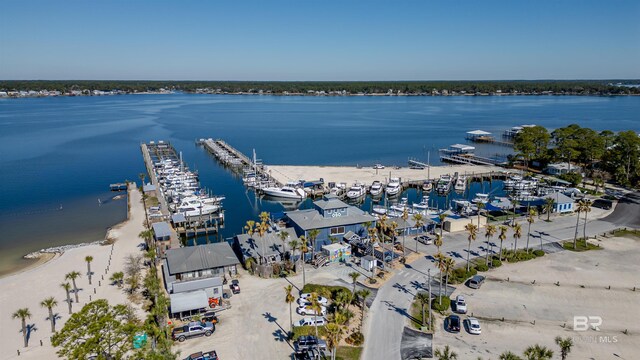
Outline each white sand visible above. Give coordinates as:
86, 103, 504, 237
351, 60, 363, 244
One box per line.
266, 164, 503, 187
0, 185, 147, 359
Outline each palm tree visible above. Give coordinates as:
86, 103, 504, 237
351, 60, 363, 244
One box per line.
325, 322, 344, 360
476, 201, 485, 226
40, 297, 58, 333
512, 223, 522, 253
415, 292, 430, 327
388, 221, 399, 263
555, 336, 573, 360
435, 252, 446, 305
437, 213, 448, 238
288, 239, 300, 264
573, 202, 582, 250
434, 233, 443, 254
484, 224, 497, 266
284, 285, 295, 336
300, 236, 308, 287
511, 199, 520, 226
499, 352, 523, 360
498, 225, 508, 261
257, 221, 269, 264
412, 213, 425, 252
543, 197, 555, 221
309, 292, 322, 339
278, 230, 289, 255
443, 256, 455, 295
464, 223, 478, 271
61, 282, 73, 314
139, 229, 154, 251
12, 308, 31, 347
523, 344, 553, 360
581, 199, 592, 246
245, 220, 256, 236
85, 255, 94, 285
356, 289, 371, 330
65, 271, 81, 303
434, 345, 458, 360
110, 271, 124, 288
401, 208, 409, 255
348, 271, 360, 295
307, 229, 320, 259
525, 209, 536, 253
139, 173, 149, 229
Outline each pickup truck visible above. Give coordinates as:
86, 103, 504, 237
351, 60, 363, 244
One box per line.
172, 321, 215, 342
184, 350, 219, 360
293, 335, 327, 353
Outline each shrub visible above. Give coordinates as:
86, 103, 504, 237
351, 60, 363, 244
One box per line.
431, 296, 451, 312
450, 267, 478, 284
475, 263, 489, 272
301, 284, 352, 300
532, 250, 545, 257
345, 332, 364, 346
491, 259, 502, 268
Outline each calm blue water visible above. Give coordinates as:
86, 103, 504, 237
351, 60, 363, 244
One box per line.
1, 94, 638, 274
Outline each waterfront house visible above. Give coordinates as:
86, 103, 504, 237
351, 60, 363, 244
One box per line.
284, 195, 376, 252
545, 162, 582, 176
163, 242, 239, 296
543, 192, 575, 213
234, 227, 299, 264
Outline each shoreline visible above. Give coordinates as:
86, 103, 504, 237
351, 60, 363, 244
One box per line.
0, 191, 131, 280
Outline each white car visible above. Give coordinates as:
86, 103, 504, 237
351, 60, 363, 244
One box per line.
466, 317, 481, 335
455, 295, 467, 314
293, 317, 327, 327
297, 305, 327, 316
298, 294, 329, 305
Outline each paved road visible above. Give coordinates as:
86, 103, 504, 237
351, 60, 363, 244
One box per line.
602, 191, 640, 227
361, 203, 629, 360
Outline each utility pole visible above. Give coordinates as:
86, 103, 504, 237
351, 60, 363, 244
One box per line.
427, 268, 433, 329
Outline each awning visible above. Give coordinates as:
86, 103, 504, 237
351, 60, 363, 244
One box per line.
170, 290, 208, 314
466, 130, 492, 135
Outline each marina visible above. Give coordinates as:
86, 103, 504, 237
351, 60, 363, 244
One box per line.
141, 141, 225, 247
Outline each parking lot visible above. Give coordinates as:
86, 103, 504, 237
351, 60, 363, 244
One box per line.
435, 235, 640, 358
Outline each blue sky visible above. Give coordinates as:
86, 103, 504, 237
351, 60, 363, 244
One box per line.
1, 1, 638, 80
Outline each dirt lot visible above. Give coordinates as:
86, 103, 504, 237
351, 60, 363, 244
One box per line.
434, 236, 640, 359
172, 263, 357, 359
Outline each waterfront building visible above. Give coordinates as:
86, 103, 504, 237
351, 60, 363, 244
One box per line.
234, 228, 298, 265
543, 192, 575, 213
545, 162, 583, 176
284, 195, 376, 252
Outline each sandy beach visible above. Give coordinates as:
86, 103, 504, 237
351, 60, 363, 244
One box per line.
0, 185, 147, 359
266, 164, 503, 187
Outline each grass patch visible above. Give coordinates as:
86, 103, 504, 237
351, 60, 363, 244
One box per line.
336, 346, 363, 360
301, 283, 352, 299
291, 325, 327, 339
562, 240, 602, 252
145, 195, 160, 207
449, 267, 478, 284
500, 248, 546, 263
409, 297, 435, 331
611, 229, 640, 238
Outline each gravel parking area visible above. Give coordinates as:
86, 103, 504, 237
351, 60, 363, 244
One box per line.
435, 235, 640, 359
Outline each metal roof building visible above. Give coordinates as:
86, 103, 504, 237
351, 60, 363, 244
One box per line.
152, 222, 172, 241
165, 242, 240, 276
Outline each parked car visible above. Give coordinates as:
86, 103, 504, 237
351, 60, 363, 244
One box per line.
455, 295, 467, 314
230, 279, 240, 294
293, 317, 327, 327
200, 312, 219, 324
297, 305, 327, 316
373, 164, 385, 169
184, 350, 219, 360
293, 335, 328, 353
592, 199, 613, 210
416, 235, 433, 245
172, 321, 215, 342
446, 315, 460, 333
467, 275, 486, 289
465, 317, 482, 335
297, 296, 328, 306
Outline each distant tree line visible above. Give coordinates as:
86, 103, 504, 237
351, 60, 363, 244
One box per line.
513, 124, 640, 186
1, 80, 639, 95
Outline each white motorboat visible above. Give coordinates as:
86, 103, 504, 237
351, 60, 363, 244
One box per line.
330, 182, 347, 197
471, 193, 489, 204
369, 181, 384, 196
390, 197, 411, 213
372, 206, 387, 215
346, 183, 366, 200
422, 181, 433, 192
385, 178, 402, 196
436, 175, 452, 193
261, 183, 306, 199
177, 201, 221, 217
454, 175, 467, 192
412, 195, 431, 210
